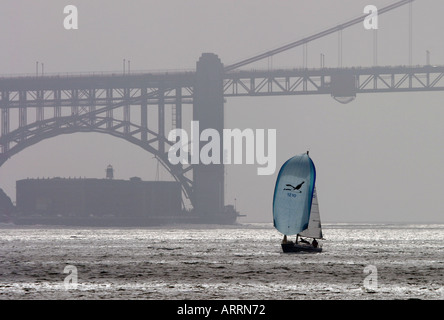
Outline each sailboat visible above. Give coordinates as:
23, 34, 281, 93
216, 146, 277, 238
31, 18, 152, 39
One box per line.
273, 151, 323, 253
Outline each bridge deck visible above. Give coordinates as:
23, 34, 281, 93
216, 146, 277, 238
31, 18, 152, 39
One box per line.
1, 65, 443, 96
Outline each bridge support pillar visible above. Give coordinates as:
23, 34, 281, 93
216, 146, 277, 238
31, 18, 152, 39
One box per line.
158, 86, 165, 154
141, 87, 148, 141
193, 53, 225, 218
1, 91, 10, 153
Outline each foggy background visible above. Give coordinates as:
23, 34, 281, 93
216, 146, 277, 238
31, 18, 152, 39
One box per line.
1, 0, 443, 223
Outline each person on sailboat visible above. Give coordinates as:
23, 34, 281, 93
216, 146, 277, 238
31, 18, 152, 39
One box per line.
282, 235, 294, 245
299, 237, 310, 244
312, 239, 318, 248
282, 235, 288, 244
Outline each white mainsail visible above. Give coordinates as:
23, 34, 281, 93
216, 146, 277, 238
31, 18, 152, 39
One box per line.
298, 187, 323, 239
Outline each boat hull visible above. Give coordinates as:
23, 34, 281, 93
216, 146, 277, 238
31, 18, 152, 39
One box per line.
281, 243, 322, 253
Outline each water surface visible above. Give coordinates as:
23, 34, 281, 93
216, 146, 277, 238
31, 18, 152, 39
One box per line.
0, 223, 443, 300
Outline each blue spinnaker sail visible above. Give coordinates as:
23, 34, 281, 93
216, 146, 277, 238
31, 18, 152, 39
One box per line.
273, 153, 316, 236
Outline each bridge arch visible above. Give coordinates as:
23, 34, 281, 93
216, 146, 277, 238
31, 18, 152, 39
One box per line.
0, 114, 195, 209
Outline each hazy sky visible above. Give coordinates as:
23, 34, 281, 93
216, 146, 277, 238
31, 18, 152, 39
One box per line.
1, 0, 444, 223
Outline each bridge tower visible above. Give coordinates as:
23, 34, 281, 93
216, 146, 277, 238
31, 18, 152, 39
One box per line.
193, 53, 225, 218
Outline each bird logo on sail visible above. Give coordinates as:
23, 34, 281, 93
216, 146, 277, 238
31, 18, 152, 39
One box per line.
284, 181, 305, 198
283, 181, 304, 192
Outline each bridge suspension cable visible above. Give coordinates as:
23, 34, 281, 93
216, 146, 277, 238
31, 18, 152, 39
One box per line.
225, 0, 414, 71
409, 0, 413, 66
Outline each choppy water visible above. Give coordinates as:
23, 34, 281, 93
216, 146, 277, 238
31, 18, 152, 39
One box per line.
0, 223, 443, 300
